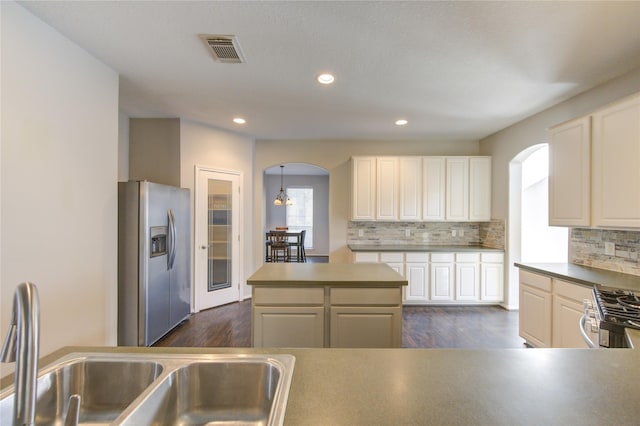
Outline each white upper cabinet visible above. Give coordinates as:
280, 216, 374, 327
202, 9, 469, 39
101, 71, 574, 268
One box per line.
351, 155, 491, 222
376, 157, 399, 221
446, 157, 470, 221
469, 157, 492, 221
592, 92, 640, 228
423, 157, 446, 221
351, 156, 376, 220
548, 116, 591, 227
399, 157, 423, 221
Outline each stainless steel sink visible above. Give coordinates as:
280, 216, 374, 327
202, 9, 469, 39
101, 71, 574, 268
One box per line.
0, 358, 163, 425
0, 353, 295, 426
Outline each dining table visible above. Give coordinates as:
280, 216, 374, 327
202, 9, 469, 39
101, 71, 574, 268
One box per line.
265, 230, 305, 262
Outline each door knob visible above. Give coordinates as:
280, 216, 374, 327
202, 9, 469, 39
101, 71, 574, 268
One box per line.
201, 245, 208, 250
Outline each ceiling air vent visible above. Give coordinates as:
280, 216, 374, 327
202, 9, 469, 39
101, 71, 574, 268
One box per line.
201, 35, 245, 63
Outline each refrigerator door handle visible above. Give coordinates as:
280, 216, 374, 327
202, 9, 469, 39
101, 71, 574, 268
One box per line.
168, 209, 177, 270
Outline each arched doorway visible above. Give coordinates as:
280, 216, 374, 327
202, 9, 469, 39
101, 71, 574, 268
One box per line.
507, 144, 568, 308
263, 163, 330, 261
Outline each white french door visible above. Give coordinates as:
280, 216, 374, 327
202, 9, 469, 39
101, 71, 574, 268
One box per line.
195, 166, 240, 311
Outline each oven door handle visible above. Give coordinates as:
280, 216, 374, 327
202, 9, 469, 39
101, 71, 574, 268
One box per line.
579, 314, 597, 348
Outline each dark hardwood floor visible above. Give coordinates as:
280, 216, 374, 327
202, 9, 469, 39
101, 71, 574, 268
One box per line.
155, 300, 525, 349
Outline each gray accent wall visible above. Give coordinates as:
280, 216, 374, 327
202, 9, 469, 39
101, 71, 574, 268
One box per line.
265, 173, 330, 256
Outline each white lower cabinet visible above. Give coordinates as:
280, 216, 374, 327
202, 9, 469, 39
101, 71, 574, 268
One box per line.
518, 269, 593, 348
552, 279, 593, 348
404, 252, 429, 303
352, 250, 503, 304
430, 253, 455, 301
480, 253, 504, 302
455, 253, 480, 301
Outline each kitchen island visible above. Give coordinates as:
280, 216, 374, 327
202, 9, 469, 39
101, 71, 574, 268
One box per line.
5, 341, 639, 426
247, 263, 407, 348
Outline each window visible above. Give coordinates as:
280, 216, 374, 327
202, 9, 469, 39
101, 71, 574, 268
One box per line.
286, 187, 313, 248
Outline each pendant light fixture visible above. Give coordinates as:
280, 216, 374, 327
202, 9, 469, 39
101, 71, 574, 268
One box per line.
274, 165, 293, 206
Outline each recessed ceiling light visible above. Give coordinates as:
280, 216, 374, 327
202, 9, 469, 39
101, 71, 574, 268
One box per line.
233, 117, 246, 124
317, 73, 335, 85
395, 119, 408, 126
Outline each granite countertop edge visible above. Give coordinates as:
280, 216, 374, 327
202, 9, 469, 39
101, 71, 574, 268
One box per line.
348, 244, 504, 252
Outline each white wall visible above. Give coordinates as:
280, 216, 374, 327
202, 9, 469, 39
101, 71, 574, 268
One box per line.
253, 139, 480, 267
1, 1, 119, 376
179, 119, 255, 300
480, 66, 640, 308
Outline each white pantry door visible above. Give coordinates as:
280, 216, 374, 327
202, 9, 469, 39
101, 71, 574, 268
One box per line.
195, 167, 241, 311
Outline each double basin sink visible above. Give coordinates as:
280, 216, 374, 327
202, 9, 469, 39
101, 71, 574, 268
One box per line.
0, 352, 295, 425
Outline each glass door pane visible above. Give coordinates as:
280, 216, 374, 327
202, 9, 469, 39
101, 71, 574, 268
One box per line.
208, 179, 232, 291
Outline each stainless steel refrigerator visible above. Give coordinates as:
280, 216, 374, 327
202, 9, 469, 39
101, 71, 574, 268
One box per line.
118, 181, 191, 346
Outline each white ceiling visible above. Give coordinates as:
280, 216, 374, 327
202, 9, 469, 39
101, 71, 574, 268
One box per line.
18, 1, 640, 141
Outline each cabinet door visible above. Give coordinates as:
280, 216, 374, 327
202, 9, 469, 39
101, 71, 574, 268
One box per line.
430, 261, 454, 300
469, 157, 491, 221
399, 157, 422, 221
455, 261, 479, 301
446, 157, 469, 221
519, 284, 552, 348
592, 93, 640, 228
405, 262, 429, 303
548, 116, 591, 226
253, 306, 325, 348
480, 262, 504, 302
423, 157, 446, 221
351, 157, 376, 220
552, 296, 589, 348
376, 157, 399, 220
330, 306, 402, 348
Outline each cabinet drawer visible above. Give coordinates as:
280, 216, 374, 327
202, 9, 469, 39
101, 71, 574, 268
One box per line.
405, 252, 429, 262
431, 253, 454, 262
554, 279, 592, 302
380, 252, 404, 263
354, 252, 379, 263
253, 287, 324, 306
330, 287, 401, 306
455, 253, 480, 262
481, 252, 504, 263
519, 270, 552, 292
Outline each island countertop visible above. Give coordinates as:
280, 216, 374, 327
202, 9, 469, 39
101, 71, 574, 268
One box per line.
5, 344, 639, 426
247, 263, 408, 287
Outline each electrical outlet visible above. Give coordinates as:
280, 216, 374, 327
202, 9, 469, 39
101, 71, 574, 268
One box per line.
405, 229, 411, 237
358, 229, 364, 237
452, 230, 457, 237
605, 242, 615, 256
422, 232, 429, 239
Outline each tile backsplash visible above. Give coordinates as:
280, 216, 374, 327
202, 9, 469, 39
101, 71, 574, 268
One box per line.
571, 228, 640, 275
348, 220, 505, 248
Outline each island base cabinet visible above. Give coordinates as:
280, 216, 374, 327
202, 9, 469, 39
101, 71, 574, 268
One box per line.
330, 307, 402, 348
253, 306, 325, 348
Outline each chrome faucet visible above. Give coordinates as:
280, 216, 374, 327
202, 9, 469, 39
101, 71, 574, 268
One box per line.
1, 282, 40, 426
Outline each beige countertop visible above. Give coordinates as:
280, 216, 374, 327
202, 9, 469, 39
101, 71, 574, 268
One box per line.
349, 244, 504, 253
515, 262, 640, 292
4, 345, 639, 425
247, 263, 408, 287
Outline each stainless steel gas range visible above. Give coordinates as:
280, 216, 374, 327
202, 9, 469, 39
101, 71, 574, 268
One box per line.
581, 285, 640, 348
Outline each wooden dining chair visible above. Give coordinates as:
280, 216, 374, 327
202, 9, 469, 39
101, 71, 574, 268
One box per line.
267, 231, 290, 262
